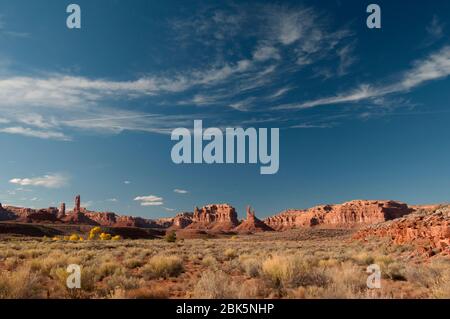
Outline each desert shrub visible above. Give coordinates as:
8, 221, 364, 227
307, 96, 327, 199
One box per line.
0, 267, 40, 298
431, 271, 450, 298
322, 262, 367, 298
261, 255, 291, 287
373, 255, 405, 280
102, 274, 142, 295
262, 255, 328, 288
4, 257, 21, 271
224, 248, 237, 260
237, 279, 267, 298
383, 262, 406, 281
239, 257, 261, 277
405, 258, 450, 297
97, 262, 124, 280
351, 252, 375, 266
318, 258, 340, 268
165, 231, 177, 243
193, 270, 237, 298
112, 235, 122, 241
124, 258, 144, 269
88, 227, 102, 240
69, 234, 80, 241
202, 255, 217, 267
100, 233, 112, 241
141, 255, 183, 279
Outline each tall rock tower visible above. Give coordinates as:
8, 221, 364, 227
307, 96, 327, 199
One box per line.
74, 195, 81, 213
246, 206, 256, 222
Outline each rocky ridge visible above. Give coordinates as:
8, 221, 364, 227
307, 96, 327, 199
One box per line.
354, 205, 450, 256
264, 200, 413, 230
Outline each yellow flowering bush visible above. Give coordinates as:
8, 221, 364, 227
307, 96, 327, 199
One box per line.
99, 233, 112, 241
88, 227, 102, 240
69, 234, 80, 241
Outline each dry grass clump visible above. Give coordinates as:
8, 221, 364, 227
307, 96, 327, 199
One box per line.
224, 248, 238, 260
239, 255, 261, 277
351, 252, 375, 266
405, 258, 450, 298
97, 262, 125, 280
202, 255, 217, 267
193, 270, 237, 298
0, 266, 40, 298
102, 274, 142, 294
124, 258, 145, 269
140, 255, 183, 279
261, 255, 328, 289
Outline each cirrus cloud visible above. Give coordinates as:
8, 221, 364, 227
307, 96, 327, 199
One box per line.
9, 173, 70, 188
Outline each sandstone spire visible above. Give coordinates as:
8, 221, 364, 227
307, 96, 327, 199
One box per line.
246, 206, 256, 221
74, 195, 81, 213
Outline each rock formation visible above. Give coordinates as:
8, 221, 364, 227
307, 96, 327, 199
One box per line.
0, 205, 60, 223
74, 195, 81, 213
58, 203, 66, 219
264, 200, 414, 230
0, 197, 420, 236
234, 206, 274, 233
187, 204, 240, 232
0, 203, 17, 221
354, 205, 450, 256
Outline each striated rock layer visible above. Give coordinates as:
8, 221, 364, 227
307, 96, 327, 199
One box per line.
264, 200, 413, 230
354, 206, 450, 256
187, 204, 240, 232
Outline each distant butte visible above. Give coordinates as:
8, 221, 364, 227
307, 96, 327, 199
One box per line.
0, 196, 444, 238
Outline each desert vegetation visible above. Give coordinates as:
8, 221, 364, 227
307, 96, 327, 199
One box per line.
0, 229, 448, 299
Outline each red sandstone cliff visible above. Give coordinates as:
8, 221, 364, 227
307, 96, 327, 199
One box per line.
0, 198, 417, 234
354, 205, 450, 256
264, 200, 413, 230
1, 205, 60, 223
186, 204, 239, 232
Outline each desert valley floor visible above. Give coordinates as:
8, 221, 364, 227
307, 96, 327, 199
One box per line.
0, 228, 449, 299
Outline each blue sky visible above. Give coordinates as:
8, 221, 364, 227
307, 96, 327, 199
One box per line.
0, 0, 449, 219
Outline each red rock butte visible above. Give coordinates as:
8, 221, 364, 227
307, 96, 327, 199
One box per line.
1, 196, 449, 253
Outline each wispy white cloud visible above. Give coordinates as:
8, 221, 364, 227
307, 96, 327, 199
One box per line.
425, 15, 445, 45
134, 195, 164, 206
174, 189, 188, 194
267, 86, 293, 100
0, 126, 71, 141
0, 15, 29, 38
253, 45, 281, 62
337, 43, 358, 76
276, 46, 450, 110
9, 173, 70, 188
